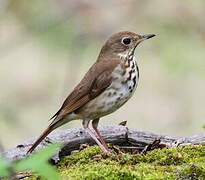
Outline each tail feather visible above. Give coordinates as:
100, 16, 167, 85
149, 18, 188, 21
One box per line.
27, 126, 54, 154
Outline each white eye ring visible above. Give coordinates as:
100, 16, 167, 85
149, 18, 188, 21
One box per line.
121, 37, 131, 45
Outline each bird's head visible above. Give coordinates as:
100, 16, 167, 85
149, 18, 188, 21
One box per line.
99, 31, 155, 59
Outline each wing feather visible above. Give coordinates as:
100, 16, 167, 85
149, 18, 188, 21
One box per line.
50, 59, 120, 121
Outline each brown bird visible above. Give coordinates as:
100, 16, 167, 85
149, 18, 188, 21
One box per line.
27, 31, 155, 155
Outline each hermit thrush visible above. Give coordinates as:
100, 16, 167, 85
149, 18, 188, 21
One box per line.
27, 31, 155, 155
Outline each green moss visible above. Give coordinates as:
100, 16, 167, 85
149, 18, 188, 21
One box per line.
27, 145, 205, 180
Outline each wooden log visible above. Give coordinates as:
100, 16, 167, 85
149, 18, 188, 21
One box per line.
1, 125, 205, 163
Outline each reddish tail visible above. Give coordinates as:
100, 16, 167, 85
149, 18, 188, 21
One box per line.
27, 126, 54, 154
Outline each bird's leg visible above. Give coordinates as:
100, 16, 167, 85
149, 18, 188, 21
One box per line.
92, 118, 109, 152
82, 120, 110, 155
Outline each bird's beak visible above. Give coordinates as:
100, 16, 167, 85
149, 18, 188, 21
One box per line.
135, 34, 156, 44
141, 34, 156, 40
134, 34, 155, 46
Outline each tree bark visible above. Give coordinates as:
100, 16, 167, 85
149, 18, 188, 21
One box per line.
1, 125, 205, 163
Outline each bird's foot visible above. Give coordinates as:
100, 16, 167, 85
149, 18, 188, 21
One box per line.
104, 150, 113, 157
111, 145, 124, 155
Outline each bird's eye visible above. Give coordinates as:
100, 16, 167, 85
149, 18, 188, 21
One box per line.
122, 37, 131, 45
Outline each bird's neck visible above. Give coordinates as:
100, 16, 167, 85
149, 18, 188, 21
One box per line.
97, 48, 136, 64
118, 49, 135, 61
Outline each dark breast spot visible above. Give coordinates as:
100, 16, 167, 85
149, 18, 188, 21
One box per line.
133, 76, 137, 87
136, 65, 139, 78
127, 70, 132, 81
17, 144, 24, 148
117, 97, 121, 101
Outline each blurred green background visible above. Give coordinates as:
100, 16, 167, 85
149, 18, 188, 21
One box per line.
0, 0, 205, 150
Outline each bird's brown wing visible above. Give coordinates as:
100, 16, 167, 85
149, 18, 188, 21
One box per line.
50, 60, 119, 125
27, 59, 120, 154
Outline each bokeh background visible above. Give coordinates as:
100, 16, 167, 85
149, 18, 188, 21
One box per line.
1, 0, 205, 150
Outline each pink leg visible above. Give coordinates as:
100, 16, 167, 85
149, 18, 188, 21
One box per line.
92, 118, 110, 152
82, 119, 110, 155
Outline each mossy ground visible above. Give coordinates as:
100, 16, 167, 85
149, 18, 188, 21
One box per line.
27, 145, 205, 180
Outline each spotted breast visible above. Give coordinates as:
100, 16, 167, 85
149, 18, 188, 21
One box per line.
79, 51, 139, 120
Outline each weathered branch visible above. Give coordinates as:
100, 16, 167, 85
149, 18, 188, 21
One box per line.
1, 125, 205, 163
